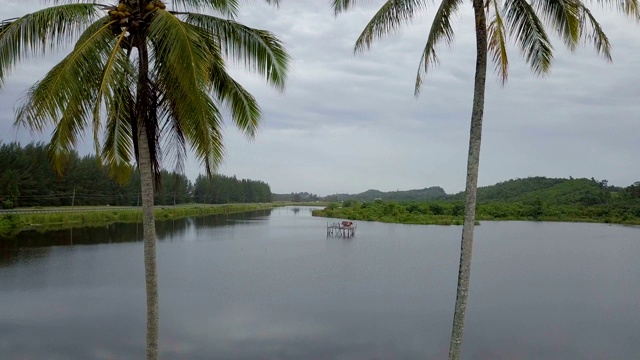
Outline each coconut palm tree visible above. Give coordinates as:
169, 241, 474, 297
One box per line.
0, 1, 288, 358
331, 0, 620, 358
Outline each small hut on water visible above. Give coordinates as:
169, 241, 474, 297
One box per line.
327, 220, 357, 238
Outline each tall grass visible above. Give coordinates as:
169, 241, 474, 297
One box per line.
0, 204, 275, 237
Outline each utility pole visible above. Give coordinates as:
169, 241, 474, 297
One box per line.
71, 187, 76, 207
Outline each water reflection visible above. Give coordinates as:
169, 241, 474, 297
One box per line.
1, 209, 639, 359
0, 209, 274, 268
0, 209, 274, 248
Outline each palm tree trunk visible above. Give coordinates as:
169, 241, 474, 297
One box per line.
138, 122, 159, 360
135, 39, 159, 360
448, 0, 487, 358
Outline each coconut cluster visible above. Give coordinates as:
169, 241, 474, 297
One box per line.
107, 1, 166, 36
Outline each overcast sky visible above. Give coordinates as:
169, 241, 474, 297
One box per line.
1, 1, 639, 195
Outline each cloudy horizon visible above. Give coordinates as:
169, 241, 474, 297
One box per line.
1, 1, 638, 196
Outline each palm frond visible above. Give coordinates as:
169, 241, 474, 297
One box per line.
47, 96, 89, 174
487, 0, 509, 84
210, 62, 261, 138
622, 0, 640, 19
353, 0, 429, 53
173, 0, 280, 16
331, 0, 362, 15
183, 13, 289, 91
148, 10, 225, 175
173, 0, 241, 17
92, 30, 129, 152
158, 98, 188, 175
577, 3, 612, 61
101, 78, 135, 184
15, 18, 116, 138
533, 0, 580, 50
606, 0, 640, 20
100, 47, 136, 183
16, 19, 117, 174
15, 19, 114, 129
503, 0, 553, 76
414, 0, 463, 95
0, 3, 100, 88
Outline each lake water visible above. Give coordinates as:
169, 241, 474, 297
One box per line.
1, 207, 639, 359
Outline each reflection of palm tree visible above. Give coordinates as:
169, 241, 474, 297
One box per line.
1, 1, 288, 358
331, 0, 615, 358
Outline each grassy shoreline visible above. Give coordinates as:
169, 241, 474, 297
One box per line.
0, 203, 277, 237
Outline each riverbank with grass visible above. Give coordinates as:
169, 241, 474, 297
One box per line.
312, 200, 640, 226
0, 203, 276, 237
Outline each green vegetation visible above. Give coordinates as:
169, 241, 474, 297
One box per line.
2, 0, 289, 352
313, 177, 640, 226
273, 188, 446, 202
331, 0, 618, 354
325, 187, 447, 202
272, 192, 322, 202
193, 174, 271, 204
0, 203, 275, 238
0, 142, 272, 208
446, 177, 613, 205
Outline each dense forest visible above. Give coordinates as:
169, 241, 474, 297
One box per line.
0, 142, 271, 208
272, 192, 321, 202
192, 174, 271, 204
273, 187, 446, 202
314, 177, 640, 225
445, 176, 617, 205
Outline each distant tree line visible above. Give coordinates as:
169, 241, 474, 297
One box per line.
272, 192, 320, 202
314, 177, 640, 225
0, 142, 271, 208
329, 187, 447, 202
316, 196, 640, 226
193, 174, 271, 204
307, 177, 640, 205
444, 176, 619, 205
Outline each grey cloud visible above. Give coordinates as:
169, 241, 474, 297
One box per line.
1, 2, 639, 195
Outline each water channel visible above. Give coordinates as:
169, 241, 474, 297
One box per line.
1, 207, 639, 359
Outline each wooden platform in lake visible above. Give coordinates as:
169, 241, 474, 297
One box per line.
327, 221, 357, 238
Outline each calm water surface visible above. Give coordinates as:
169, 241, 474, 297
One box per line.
1, 207, 639, 359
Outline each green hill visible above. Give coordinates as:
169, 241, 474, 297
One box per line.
333, 186, 446, 202
447, 177, 610, 205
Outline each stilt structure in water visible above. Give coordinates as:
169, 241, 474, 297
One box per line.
327, 220, 357, 238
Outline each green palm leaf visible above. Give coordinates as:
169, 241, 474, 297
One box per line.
148, 10, 225, 175
622, 0, 640, 19
487, 0, 510, 84
14, 19, 115, 129
174, 0, 281, 17
93, 30, 130, 148
415, 0, 463, 95
0, 3, 99, 88
101, 77, 135, 184
533, 0, 581, 49
16, 19, 118, 174
184, 13, 289, 90
503, 0, 553, 75
173, 0, 241, 16
210, 63, 262, 138
578, 3, 612, 61
331, 0, 362, 14
351, 0, 429, 53
100, 45, 136, 183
